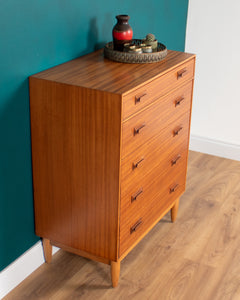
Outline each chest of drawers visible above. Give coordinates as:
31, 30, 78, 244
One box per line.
29, 49, 195, 287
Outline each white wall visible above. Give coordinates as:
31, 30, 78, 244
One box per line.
185, 0, 240, 160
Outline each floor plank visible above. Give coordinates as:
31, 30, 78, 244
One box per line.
4, 151, 240, 300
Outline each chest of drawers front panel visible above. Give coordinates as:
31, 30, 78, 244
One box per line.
119, 64, 194, 256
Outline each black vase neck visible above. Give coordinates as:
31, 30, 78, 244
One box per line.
116, 15, 130, 24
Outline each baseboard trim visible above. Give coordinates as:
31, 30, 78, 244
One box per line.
190, 134, 240, 161
0, 241, 59, 299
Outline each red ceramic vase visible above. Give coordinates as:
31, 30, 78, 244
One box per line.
112, 15, 133, 51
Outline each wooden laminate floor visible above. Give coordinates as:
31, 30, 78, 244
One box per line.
4, 151, 240, 300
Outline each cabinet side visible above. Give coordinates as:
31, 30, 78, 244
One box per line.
29, 77, 122, 261
184, 56, 196, 185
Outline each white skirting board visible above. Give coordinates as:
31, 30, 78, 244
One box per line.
0, 241, 59, 299
190, 134, 240, 162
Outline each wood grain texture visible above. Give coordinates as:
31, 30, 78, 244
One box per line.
119, 82, 192, 255
119, 167, 187, 256
121, 117, 189, 197
122, 59, 194, 118
30, 78, 122, 261
5, 152, 240, 300
42, 238, 52, 263
171, 198, 180, 222
121, 81, 193, 158
51, 241, 110, 265
111, 261, 120, 288
31, 50, 195, 95
120, 138, 188, 217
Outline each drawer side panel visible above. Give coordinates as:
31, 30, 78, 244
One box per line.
30, 78, 122, 261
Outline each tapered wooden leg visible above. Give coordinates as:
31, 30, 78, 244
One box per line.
111, 261, 120, 287
171, 198, 180, 222
42, 238, 52, 263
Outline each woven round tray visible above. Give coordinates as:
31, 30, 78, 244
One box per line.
104, 40, 167, 64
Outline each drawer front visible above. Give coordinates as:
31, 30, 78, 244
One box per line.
121, 112, 190, 199
121, 139, 188, 211
122, 59, 195, 119
119, 167, 187, 256
122, 81, 193, 158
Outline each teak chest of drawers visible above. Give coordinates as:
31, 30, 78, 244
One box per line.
29, 49, 195, 287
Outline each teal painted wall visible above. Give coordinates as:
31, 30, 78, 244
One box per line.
0, 0, 189, 271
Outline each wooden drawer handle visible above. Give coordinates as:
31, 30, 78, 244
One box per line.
131, 188, 143, 203
170, 184, 179, 194
130, 218, 142, 234
135, 92, 147, 104
171, 155, 181, 166
132, 158, 144, 170
173, 126, 183, 137
175, 97, 185, 107
177, 68, 187, 79
134, 123, 146, 135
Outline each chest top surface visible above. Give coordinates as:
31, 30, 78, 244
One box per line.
31, 50, 195, 95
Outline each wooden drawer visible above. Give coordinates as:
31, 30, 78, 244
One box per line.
119, 167, 187, 256
121, 80, 193, 158
121, 112, 190, 198
122, 59, 194, 119
121, 140, 188, 210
